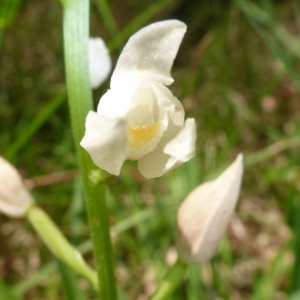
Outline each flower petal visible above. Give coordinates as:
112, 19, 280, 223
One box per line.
97, 78, 142, 118
163, 118, 196, 168
89, 37, 111, 89
138, 118, 196, 178
111, 20, 187, 88
80, 111, 127, 175
150, 82, 184, 126
176, 154, 244, 264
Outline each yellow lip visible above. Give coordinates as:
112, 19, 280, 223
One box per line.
128, 122, 161, 149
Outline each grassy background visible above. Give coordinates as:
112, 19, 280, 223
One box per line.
1, 0, 300, 299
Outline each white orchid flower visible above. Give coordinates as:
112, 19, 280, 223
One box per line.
0, 157, 34, 217
176, 154, 243, 264
88, 37, 111, 89
81, 20, 196, 178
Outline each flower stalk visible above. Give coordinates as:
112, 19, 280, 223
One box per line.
27, 206, 98, 287
63, 0, 117, 299
149, 260, 187, 300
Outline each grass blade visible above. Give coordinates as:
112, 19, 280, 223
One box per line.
4, 90, 67, 161
0, 0, 21, 55
235, 0, 300, 91
108, 0, 173, 52
92, 0, 119, 38
58, 261, 88, 300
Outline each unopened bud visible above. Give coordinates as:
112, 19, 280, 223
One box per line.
176, 154, 243, 264
89, 37, 111, 89
0, 157, 34, 217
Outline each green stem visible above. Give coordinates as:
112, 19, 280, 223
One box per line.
13, 206, 156, 297
149, 260, 187, 300
63, 0, 117, 299
244, 136, 300, 167
187, 265, 205, 299
27, 206, 97, 287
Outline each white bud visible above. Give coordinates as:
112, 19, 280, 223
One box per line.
0, 157, 34, 217
176, 154, 243, 264
89, 37, 111, 89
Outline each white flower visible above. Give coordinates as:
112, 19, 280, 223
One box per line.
0, 157, 34, 217
81, 20, 196, 178
89, 37, 111, 89
176, 154, 243, 264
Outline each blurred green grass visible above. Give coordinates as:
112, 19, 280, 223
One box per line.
1, 0, 300, 299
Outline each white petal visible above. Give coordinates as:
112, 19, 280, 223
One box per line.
150, 83, 184, 126
138, 119, 196, 178
89, 38, 111, 89
80, 111, 127, 176
111, 20, 187, 88
126, 82, 156, 127
0, 157, 34, 217
97, 78, 142, 118
163, 118, 196, 169
176, 154, 244, 264
125, 83, 169, 160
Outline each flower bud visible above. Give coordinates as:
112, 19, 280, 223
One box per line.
0, 157, 34, 217
89, 37, 111, 89
176, 154, 243, 264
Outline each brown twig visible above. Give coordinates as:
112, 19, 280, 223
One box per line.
24, 169, 78, 189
